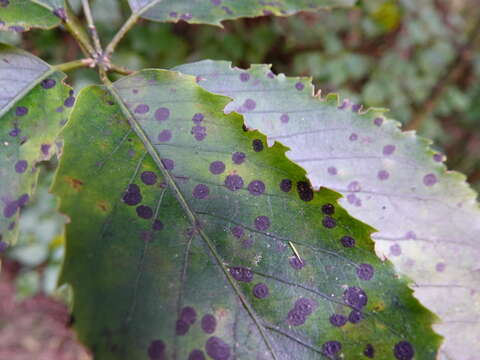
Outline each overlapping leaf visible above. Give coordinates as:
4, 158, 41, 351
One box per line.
0, 0, 65, 32
175, 60, 480, 360
128, 0, 356, 26
0, 43, 73, 248
53, 69, 440, 359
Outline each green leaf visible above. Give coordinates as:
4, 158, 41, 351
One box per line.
175, 60, 480, 360
0, 0, 65, 33
53, 69, 440, 359
0, 43, 72, 247
128, 0, 356, 26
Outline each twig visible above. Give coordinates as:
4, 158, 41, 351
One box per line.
81, 0, 103, 57
63, 5, 95, 58
53, 58, 94, 72
108, 64, 135, 76
104, 0, 164, 58
104, 12, 140, 58
404, 15, 480, 131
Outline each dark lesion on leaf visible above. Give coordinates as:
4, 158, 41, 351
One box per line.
97, 200, 110, 212
65, 176, 84, 191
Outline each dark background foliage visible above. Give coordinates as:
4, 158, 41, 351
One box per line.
0, 0, 479, 358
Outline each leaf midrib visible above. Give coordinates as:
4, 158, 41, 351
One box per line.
104, 78, 279, 360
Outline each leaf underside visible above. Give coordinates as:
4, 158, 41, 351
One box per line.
53, 69, 440, 360
174, 60, 480, 360
0, 43, 73, 247
128, 0, 356, 26
0, 0, 64, 33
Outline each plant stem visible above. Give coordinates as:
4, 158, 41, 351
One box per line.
104, 0, 164, 58
104, 12, 139, 58
81, 0, 103, 56
54, 59, 94, 72
109, 64, 135, 76
63, 3, 96, 58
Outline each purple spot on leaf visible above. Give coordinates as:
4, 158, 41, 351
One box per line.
423, 173, 437, 186
158, 130, 172, 142
232, 152, 246, 164
141, 171, 157, 185
248, 180, 265, 196
254, 216, 270, 231
229, 267, 253, 282
356, 264, 374, 280
341, 236, 355, 248
210, 161, 225, 175
193, 184, 210, 199
201, 314, 217, 334
15, 160, 28, 173
394, 341, 414, 360
135, 104, 150, 114
253, 283, 269, 299
205, 337, 231, 360
329, 314, 347, 327
155, 107, 170, 121
136, 205, 153, 219
225, 175, 244, 191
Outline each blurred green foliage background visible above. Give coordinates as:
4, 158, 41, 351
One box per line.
0, 0, 478, 300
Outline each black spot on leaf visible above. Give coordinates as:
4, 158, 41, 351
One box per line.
296, 181, 313, 202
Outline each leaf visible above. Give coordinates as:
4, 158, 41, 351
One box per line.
174, 60, 480, 360
0, 43, 73, 248
53, 69, 440, 359
127, 0, 356, 26
0, 0, 66, 33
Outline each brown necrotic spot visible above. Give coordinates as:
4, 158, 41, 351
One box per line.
201, 314, 217, 334
294, 298, 317, 316
134, 104, 149, 114
252, 139, 263, 152
297, 181, 313, 202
